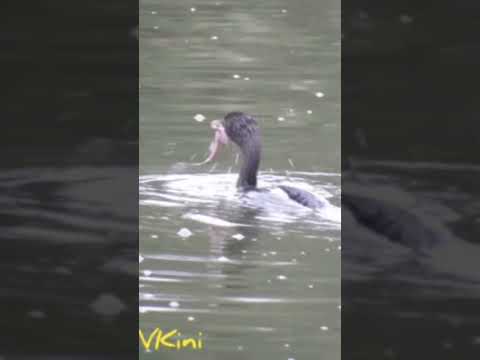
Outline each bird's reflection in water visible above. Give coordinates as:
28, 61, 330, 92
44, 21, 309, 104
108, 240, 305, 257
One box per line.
205, 207, 262, 291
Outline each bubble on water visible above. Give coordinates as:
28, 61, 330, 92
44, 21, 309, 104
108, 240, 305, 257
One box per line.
217, 256, 231, 263
210, 35, 218, 40
281, 9, 288, 13
187, 316, 195, 321
194, 113, 206, 122
308, 284, 314, 289
190, 7, 196, 12
232, 233, 245, 240
54, 266, 71, 275
307, 110, 313, 114
90, 294, 126, 316
442, 342, 453, 349
320, 325, 329, 331
151, 11, 157, 15
169, 301, 180, 309
151, 234, 158, 239
177, 228, 193, 238
153, 26, 159, 30
28, 310, 46, 319
143, 293, 154, 300
233, 74, 241, 79
277, 116, 285, 122
244, 77, 250, 80
399, 14, 413, 24
144, 270, 152, 276
276, 275, 287, 280
315, 92, 325, 98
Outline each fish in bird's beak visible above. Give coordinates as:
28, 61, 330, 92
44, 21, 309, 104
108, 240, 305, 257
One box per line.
193, 119, 229, 165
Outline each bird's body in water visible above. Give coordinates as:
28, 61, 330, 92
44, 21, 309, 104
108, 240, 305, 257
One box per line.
201, 112, 324, 209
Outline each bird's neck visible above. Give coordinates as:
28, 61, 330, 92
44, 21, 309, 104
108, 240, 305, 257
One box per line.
237, 138, 261, 190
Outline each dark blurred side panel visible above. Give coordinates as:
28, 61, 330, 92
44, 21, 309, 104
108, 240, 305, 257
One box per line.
0, 1, 138, 357
342, 1, 479, 359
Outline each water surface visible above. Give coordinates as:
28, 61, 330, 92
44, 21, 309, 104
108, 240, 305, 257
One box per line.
140, 1, 340, 358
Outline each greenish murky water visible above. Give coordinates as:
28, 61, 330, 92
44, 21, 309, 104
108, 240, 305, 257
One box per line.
140, 1, 340, 359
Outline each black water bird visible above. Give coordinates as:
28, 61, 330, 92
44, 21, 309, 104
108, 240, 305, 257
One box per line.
203, 112, 324, 209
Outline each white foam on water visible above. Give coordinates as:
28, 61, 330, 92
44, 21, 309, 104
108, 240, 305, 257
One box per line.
140, 172, 341, 228
182, 213, 248, 227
